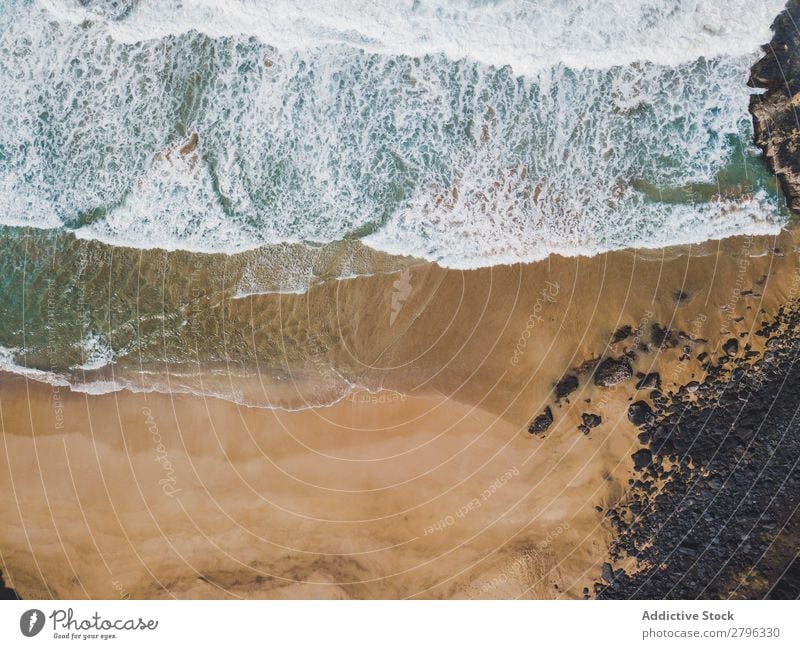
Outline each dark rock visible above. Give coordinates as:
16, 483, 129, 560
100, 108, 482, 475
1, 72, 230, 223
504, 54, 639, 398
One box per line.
631, 449, 653, 471
636, 372, 661, 390
528, 407, 553, 434
555, 374, 579, 400
599, 293, 800, 599
723, 338, 739, 357
628, 401, 654, 426
750, 0, 800, 213
601, 562, 614, 583
770, 557, 800, 599
581, 412, 602, 428
593, 357, 633, 387
611, 325, 633, 343
651, 323, 680, 348
0, 571, 19, 600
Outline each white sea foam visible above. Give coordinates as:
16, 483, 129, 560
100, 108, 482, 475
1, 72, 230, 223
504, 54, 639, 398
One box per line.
0, 0, 789, 268
42, 0, 785, 74
72, 333, 116, 371
0, 347, 363, 411
0, 345, 71, 386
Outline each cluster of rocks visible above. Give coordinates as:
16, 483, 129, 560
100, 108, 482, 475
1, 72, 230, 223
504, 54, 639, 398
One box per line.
579, 412, 602, 435
527, 321, 691, 436
523, 293, 800, 598
595, 305, 800, 599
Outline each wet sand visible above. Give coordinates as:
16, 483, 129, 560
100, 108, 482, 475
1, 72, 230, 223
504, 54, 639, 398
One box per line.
1, 226, 799, 599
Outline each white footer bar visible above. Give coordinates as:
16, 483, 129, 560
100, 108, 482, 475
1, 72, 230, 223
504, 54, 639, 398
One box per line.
2, 600, 798, 648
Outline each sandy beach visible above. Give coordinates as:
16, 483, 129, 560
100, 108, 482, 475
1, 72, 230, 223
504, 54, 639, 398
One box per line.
2, 225, 798, 599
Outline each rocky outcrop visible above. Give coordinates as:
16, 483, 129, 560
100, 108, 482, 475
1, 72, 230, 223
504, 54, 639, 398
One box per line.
749, 0, 800, 212
596, 304, 800, 599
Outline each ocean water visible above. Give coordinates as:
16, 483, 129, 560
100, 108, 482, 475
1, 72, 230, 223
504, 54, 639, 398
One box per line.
0, 0, 789, 267
0, 0, 791, 397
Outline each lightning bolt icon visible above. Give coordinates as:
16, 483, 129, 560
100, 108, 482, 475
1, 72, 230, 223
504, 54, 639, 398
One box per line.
28, 611, 37, 633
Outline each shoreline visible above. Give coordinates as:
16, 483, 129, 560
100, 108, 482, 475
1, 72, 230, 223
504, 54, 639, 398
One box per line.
2, 223, 799, 598
1, 226, 796, 414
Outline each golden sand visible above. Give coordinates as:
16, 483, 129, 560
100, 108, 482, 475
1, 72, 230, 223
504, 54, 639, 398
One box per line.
1, 227, 799, 598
